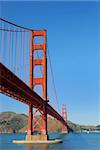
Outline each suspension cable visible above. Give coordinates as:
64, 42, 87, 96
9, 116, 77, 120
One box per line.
0, 18, 32, 31
47, 46, 60, 113
0, 18, 60, 113
1, 21, 4, 63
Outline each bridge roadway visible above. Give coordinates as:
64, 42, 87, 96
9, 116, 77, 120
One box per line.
0, 63, 69, 128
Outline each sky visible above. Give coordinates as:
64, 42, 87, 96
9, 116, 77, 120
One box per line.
0, 1, 100, 125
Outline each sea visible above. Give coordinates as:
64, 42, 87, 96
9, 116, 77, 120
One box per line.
0, 132, 100, 150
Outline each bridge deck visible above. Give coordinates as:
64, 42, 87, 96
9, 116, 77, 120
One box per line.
0, 63, 68, 128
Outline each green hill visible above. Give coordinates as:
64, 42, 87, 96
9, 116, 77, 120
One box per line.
0, 112, 99, 133
0, 112, 27, 133
96, 125, 100, 130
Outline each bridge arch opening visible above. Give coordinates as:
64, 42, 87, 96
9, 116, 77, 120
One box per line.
34, 36, 44, 44
34, 50, 44, 59
34, 85, 43, 98
34, 65, 43, 78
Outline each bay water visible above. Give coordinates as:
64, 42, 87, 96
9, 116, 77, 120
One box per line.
0, 132, 100, 150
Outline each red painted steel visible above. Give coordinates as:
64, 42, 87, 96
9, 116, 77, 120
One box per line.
62, 104, 68, 133
0, 18, 70, 135
0, 62, 69, 128
29, 30, 48, 135
0, 18, 70, 137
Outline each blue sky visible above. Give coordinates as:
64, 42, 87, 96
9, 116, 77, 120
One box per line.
0, 1, 100, 125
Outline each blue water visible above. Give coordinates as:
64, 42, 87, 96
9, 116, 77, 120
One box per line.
0, 133, 100, 150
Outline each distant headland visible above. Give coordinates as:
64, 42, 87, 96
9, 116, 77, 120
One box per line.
0, 112, 99, 133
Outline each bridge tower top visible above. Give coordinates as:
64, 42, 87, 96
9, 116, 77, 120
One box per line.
30, 30, 47, 100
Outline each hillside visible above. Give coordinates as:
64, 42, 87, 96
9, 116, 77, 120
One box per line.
0, 112, 99, 133
96, 125, 100, 130
0, 112, 27, 133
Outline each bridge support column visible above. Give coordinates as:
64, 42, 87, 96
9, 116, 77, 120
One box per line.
62, 104, 68, 134
26, 105, 33, 140
41, 104, 48, 140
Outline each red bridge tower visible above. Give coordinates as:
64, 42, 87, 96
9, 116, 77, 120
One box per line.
62, 104, 68, 133
27, 30, 48, 140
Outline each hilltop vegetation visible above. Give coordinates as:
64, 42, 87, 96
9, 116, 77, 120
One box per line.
96, 125, 100, 130
0, 112, 27, 133
0, 112, 99, 133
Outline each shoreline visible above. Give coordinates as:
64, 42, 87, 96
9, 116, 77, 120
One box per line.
0, 131, 100, 134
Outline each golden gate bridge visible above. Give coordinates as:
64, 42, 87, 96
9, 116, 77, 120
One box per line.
0, 18, 72, 143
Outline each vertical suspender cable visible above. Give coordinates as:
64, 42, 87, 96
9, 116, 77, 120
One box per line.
23, 30, 25, 82
15, 28, 17, 74
21, 29, 23, 79
13, 27, 16, 73
22, 30, 24, 81
20, 30, 23, 78
26, 31, 30, 85
7, 25, 10, 68
1, 21, 4, 63
13, 27, 15, 72
8, 25, 11, 69
12, 27, 14, 70
24, 31, 27, 83
6, 23, 9, 64
17, 29, 19, 77
0, 21, 1, 61
10, 27, 13, 71
0, 19, 30, 84
47, 47, 60, 113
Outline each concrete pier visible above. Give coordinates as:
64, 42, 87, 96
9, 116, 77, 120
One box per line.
13, 134, 62, 144
13, 139, 62, 144
26, 134, 48, 141
62, 131, 68, 134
